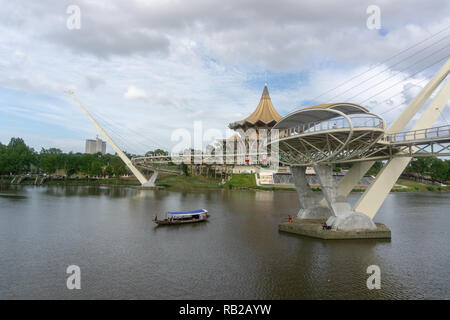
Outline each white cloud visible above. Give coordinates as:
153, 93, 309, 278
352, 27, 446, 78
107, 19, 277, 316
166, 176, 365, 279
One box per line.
124, 86, 148, 100
0, 0, 449, 153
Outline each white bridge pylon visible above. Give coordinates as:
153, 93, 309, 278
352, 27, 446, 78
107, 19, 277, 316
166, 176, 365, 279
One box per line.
66, 91, 158, 187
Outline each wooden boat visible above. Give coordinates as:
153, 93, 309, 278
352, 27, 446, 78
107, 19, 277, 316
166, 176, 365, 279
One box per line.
154, 209, 209, 225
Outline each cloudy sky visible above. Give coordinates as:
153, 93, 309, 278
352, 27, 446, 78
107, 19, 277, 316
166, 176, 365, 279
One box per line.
0, 0, 449, 154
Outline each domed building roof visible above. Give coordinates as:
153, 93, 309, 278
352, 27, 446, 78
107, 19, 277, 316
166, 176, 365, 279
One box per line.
229, 84, 282, 131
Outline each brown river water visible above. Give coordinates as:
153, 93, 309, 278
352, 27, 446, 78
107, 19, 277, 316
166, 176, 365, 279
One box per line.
0, 185, 449, 299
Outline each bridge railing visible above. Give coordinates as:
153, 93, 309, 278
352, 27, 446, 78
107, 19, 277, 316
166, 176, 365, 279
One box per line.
132, 152, 275, 165
386, 125, 450, 143
283, 115, 384, 137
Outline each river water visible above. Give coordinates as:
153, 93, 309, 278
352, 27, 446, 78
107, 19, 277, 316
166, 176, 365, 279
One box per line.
0, 185, 449, 299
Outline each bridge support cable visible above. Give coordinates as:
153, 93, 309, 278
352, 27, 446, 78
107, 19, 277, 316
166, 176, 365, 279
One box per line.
66, 91, 155, 187
357, 54, 450, 106
329, 41, 450, 102
284, 26, 450, 115
355, 72, 450, 219
88, 109, 163, 155
331, 59, 450, 208
311, 26, 450, 103
386, 59, 450, 134
358, 57, 448, 117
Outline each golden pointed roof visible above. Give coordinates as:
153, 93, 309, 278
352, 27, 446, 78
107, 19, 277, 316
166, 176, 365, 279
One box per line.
229, 84, 282, 130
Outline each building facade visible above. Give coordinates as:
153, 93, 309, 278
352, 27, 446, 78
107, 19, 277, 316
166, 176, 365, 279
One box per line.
85, 137, 106, 155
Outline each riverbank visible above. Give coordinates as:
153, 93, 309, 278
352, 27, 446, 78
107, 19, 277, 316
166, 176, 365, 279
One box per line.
218, 174, 450, 192
0, 177, 140, 187
2, 174, 449, 192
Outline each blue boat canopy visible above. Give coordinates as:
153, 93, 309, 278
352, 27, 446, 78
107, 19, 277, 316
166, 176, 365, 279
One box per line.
168, 209, 207, 215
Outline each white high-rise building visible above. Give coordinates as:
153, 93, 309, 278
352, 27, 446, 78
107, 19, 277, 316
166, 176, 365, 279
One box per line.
85, 137, 106, 155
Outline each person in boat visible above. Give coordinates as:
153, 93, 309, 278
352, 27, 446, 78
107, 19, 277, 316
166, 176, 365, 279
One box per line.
288, 215, 292, 223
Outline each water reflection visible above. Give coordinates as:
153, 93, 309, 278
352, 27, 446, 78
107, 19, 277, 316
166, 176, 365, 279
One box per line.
41, 185, 135, 198
0, 193, 26, 199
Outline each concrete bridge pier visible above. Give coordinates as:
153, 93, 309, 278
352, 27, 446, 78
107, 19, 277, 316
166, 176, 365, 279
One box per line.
291, 166, 331, 219
281, 165, 388, 239
143, 170, 159, 187
314, 165, 376, 230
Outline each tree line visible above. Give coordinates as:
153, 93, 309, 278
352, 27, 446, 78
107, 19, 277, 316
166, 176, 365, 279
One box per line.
334, 158, 449, 182
406, 157, 450, 183
0, 137, 163, 177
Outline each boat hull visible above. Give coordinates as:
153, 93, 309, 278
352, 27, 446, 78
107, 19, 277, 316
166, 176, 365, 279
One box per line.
154, 216, 209, 225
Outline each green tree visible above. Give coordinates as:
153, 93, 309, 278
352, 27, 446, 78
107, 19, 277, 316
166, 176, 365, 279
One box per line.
0, 142, 7, 175
3, 138, 36, 174
39, 148, 63, 174
110, 156, 126, 177
145, 149, 168, 156
408, 157, 433, 175
430, 157, 449, 182
446, 160, 450, 181
64, 153, 81, 177
78, 154, 93, 175
89, 156, 104, 176
104, 165, 114, 177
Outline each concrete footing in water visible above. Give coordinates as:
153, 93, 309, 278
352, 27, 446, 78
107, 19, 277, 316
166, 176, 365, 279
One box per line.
133, 185, 165, 190
279, 218, 391, 240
